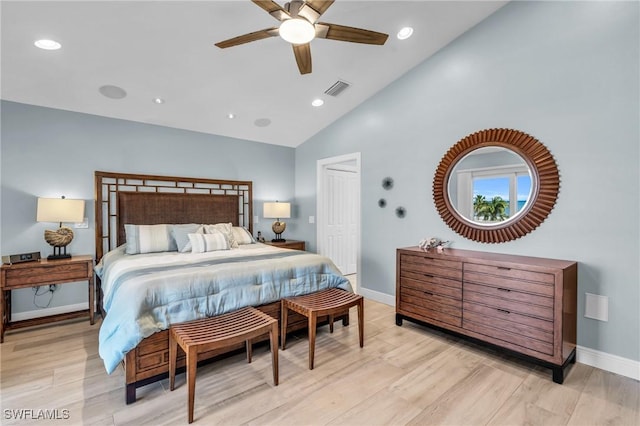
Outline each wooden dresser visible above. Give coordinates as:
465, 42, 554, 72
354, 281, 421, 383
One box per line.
396, 247, 577, 383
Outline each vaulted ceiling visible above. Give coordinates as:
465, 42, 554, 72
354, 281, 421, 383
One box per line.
1, 1, 507, 147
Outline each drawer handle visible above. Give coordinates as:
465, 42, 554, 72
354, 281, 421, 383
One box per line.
423, 274, 434, 278
497, 287, 511, 292
496, 308, 511, 314
423, 291, 434, 296
497, 266, 511, 271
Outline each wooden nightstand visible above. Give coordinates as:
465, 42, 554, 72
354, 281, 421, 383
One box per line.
0, 255, 94, 342
263, 240, 306, 251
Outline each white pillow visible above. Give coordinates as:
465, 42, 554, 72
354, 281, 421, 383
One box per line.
125, 224, 174, 254
188, 230, 230, 253
232, 226, 255, 245
204, 223, 237, 248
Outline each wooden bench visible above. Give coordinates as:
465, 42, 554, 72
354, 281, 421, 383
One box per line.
169, 307, 279, 423
281, 288, 364, 369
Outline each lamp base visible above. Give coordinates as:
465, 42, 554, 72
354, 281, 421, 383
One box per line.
47, 253, 72, 260
47, 245, 71, 261
271, 238, 287, 243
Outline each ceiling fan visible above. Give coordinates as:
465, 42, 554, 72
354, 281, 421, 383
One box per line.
215, 0, 389, 75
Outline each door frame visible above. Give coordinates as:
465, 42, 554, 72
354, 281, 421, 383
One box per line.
316, 152, 361, 293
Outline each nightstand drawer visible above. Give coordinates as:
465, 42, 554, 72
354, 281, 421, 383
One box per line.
264, 240, 305, 251
4, 263, 88, 288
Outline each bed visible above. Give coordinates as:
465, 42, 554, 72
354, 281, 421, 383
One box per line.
94, 171, 352, 404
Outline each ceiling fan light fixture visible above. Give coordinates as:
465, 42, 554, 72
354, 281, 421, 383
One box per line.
279, 18, 315, 44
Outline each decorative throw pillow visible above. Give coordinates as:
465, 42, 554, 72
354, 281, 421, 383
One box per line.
231, 226, 255, 245
171, 224, 203, 253
188, 230, 229, 253
204, 223, 237, 248
125, 224, 174, 255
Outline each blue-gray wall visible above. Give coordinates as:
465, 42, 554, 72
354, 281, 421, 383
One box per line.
1, 101, 296, 313
295, 1, 639, 361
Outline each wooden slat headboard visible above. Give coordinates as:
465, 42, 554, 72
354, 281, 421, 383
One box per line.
94, 171, 253, 261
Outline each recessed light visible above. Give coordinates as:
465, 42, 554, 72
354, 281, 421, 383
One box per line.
227, 113, 235, 119
397, 27, 414, 40
98, 85, 127, 99
153, 97, 165, 104
34, 39, 61, 50
312, 99, 324, 107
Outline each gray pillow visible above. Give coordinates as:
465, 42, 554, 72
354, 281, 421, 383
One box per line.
171, 224, 203, 252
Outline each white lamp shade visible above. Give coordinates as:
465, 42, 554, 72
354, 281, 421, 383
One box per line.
263, 202, 291, 219
37, 198, 85, 223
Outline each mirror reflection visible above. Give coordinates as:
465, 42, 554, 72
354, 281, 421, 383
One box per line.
447, 147, 533, 226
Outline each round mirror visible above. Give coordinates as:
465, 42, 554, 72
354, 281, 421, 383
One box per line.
447, 147, 534, 226
433, 128, 559, 243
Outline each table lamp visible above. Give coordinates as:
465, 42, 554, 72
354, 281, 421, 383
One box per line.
37, 196, 85, 260
263, 201, 291, 242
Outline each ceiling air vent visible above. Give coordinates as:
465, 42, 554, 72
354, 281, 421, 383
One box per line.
324, 80, 351, 97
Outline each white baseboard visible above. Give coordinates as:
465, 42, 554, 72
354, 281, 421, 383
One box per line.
577, 345, 640, 381
11, 302, 89, 322
359, 287, 395, 306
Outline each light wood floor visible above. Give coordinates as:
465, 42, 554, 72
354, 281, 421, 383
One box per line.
1, 299, 638, 426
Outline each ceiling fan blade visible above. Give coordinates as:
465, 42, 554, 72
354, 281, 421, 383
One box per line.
317, 23, 388, 45
292, 43, 312, 74
304, 0, 335, 17
252, 0, 290, 21
215, 28, 279, 49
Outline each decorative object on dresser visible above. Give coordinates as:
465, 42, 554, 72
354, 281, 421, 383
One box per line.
418, 237, 449, 252
37, 196, 85, 259
263, 239, 305, 251
433, 128, 560, 243
396, 247, 577, 384
263, 201, 291, 242
0, 255, 94, 342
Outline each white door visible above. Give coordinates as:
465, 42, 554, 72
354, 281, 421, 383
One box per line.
317, 153, 360, 281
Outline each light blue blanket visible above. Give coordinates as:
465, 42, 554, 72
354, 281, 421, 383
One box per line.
96, 245, 352, 374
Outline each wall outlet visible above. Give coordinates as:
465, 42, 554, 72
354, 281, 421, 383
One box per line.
309, 216, 315, 224
74, 217, 89, 229
254, 215, 259, 224
585, 292, 608, 321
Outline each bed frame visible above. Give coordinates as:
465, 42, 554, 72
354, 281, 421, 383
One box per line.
94, 171, 343, 404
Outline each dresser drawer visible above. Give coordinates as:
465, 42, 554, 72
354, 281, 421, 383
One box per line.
400, 277, 461, 299
463, 304, 553, 343
400, 254, 462, 280
465, 262, 553, 285
400, 286, 461, 309
463, 317, 554, 356
463, 301, 553, 334
464, 282, 553, 308
464, 290, 553, 320
399, 301, 461, 328
399, 287, 461, 328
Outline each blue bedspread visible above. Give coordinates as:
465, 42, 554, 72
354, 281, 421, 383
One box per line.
96, 244, 352, 374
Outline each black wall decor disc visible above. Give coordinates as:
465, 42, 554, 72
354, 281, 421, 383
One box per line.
395, 207, 406, 218
378, 198, 387, 208
382, 177, 394, 190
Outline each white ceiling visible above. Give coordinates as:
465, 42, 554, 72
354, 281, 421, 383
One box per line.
1, 1, 507, 147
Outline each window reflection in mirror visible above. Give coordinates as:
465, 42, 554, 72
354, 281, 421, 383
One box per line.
448, 147, 533, 226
